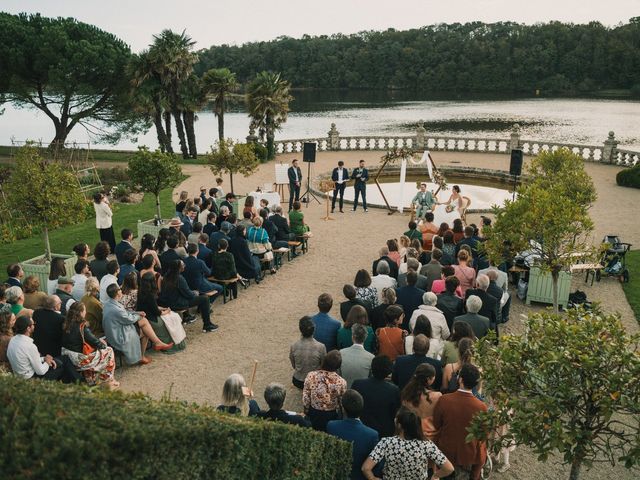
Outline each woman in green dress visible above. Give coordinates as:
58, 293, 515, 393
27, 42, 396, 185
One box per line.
336, 304, 376, 353
288, 201, 310, 236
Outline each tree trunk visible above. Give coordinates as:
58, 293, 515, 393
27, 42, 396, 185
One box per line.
552, 269, 559, 313
50, 123, 69, 149
163, 111, 173, 153
43, 226, 52, 261
172, 108, 189, 159
229, 172, 234, 194
155, 194, 162, 220
183, 110, 197, 159
153, 107, 169, 153
217, 110, 225, 142
569, 457, 582, 480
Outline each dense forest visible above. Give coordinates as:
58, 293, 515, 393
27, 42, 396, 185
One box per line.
196, 19, 640, 95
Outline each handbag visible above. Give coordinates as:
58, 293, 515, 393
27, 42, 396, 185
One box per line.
79, 322, 95, 355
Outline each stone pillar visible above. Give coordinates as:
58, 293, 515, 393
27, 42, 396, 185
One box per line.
416, 120, 426, 150
509, 123, 521, 151
246, 125, 258, 144
328, 123, 340, 150
602, 131, 619, 164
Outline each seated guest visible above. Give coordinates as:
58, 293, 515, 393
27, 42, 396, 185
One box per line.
401, 363, 442, 440
257, 383, 310, 427
139, 254, 161, 291
117, 249, 138, 285
339, 323, 374, 388
337, 305, 375, 353
47, 256, 67, 295
119, 272, 139, 311
187, 221, 203, 245
395, 271, 425, 330
406, 315, 442, 359
455, 295, 491, 340
238, 210, 254, 231
398, 247, 421, 275
247, 216, 276, 274
271, 205, 295, 244
386, 239, 401, 266
413, 238, 430, 265
180, 207, 198, 238
486, 269, 511, 324
159, 235, 182, 276
327, 389, 379, 480
71, 260, 91, 301
198, 197, 212, 225
340, 284, 371, 322
81, 277, 103, 337
372, 246, 399, 280
354, 269, 379, 309
208, 220, 232, 253
22, 276, 48, 310
419, 211, 439, 251
203, 212, 218, 237
392, 334, 443, 391
289, 200, 310, 236
370, 287, 397, 331
217, 373, 260, 416
404, 220, 423, 243
437, 275, 464, 330
453, 250, 476, 296
138, 233, 161, 272
260, 208, 287, 249
99, 260, 120, 304
352, 355, 400, 438
154, 228, 170, 253
376, 305, 406, 362
115, 228, 135, 265
159, 260, 219, 333
183, 243, 222, 299
311, 293, 341, 352
137, 272, 186, 351
6, 263, 24, 287
441, 321, 475, 367
243, 195, 258, 219
303, 350, 347, 431
89, 241, 110, 281
362, 407, 454, 480
408, 292, 450, 345
0, 305, 15, 371
441, 231, 457, 265
210, 239, 246, 300
197, 233, 213, 268
397, 258, 429, 291
228, 225, 262, 284
103, 284, 173, 365
32, 295, 64, 357
442, 337, 481, 395
215, 205, 231, 229
431, 265, 463, 296
61, 302, 118, 389
370, 261, 397, 305
420, 248, 443, 292
6, 286, 33, 319
464, 274, 500, 332
290, 316, 326, 389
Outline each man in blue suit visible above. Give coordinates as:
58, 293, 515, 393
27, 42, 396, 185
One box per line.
114, 229, 135, 266
327, 389, 379, 480
350, 159, 369, 212
5, 263, 24, 287
395, 271, 426, 331
196, 234, 213, 268
331, 160, 349, 213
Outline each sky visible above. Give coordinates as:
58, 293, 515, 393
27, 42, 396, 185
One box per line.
2, 1, 638, 52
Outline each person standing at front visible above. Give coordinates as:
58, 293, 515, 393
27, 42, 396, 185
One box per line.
288, 159, 302, 212
331, 160, 349, 213
93, 192, 116, 252
351, 159, 369, 212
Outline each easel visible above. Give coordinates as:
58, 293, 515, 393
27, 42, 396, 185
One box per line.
319, 180, 335, 221
274, 163, 289, 204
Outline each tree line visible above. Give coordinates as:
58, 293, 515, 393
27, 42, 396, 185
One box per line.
196, 19, 640, 94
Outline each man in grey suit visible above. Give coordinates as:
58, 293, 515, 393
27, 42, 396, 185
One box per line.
397, 258, 429, 291
420, 248, 443, 292
454, 295, 490, 339
339, 324, 374, 388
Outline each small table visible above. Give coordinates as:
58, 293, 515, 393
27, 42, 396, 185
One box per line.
570, 263, 603, 286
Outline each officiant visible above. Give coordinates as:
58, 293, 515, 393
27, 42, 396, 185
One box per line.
411, 182, 436, 219
350, 159, 369, 212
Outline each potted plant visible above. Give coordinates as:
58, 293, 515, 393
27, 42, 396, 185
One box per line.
4, 145, 84, 291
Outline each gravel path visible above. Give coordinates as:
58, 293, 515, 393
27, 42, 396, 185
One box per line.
118, 150, 640, 479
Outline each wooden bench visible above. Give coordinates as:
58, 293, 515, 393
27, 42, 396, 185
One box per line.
273, 247, 290, 269
208, 277, 240, 303
570, 263, 603, 286
287, 241, 302, 260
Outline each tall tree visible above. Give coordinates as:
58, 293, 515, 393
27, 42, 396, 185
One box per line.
206, 139, 259, 193
148, 30, 198, 159
246, 72, 293, 159
0, 13, 147, 146
179, 74, 207, 159
201, 68, 239, 142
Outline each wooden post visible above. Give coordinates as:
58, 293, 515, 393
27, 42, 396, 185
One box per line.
247, 359, 258, 397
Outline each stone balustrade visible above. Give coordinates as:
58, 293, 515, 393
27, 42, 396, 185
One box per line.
272, 122, 640, 168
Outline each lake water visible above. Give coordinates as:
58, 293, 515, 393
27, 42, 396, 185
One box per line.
2, 91, 640, 151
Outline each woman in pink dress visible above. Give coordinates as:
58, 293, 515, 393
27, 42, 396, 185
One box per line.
453, 250, 476, 296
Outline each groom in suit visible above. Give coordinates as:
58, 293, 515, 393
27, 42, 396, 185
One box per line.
351, 159, 369, 212
287, 159, 302, 211
331, 160, 349, 213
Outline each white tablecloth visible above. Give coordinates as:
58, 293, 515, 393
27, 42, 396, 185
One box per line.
248, 191, 281, 207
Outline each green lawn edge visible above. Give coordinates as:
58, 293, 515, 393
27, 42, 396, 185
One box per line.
0, 188, 175, 263
621, 250, 640, 325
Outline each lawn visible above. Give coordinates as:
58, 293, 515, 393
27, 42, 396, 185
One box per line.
0, 188, 175, 264
622, 249, 640, 324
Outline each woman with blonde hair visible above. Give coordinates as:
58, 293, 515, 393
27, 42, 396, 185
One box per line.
175, 190, 189, 216
80, 277, 103, 337
22, 276, 47, 310
398, 235, 410, 261
217, 373, 260, 416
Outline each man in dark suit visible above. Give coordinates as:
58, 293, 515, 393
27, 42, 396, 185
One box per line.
437, 276, 464, 330
331, 160, 349, 213
160, 235, 182, 276
287, 159, 302, 211
397, 258, 429, 290
350, 159, 369, 212
392, 334, 443, 391
5, 263, 24, 287
202, 212, 218, 237
208, 222, 232, 253
455, 225, 480, 261
420, 248, 443, 292
372, 247, 399, 280
327, 390, 379, 480
352, 355, 400, 438
197, 235, 213, 268
486, 269, 510, 324
180, 207, 197, 237
433, 364, 488, 480
395, 271, 425, 330
32, 295, 65, 357
340, 284, 372, 321
464, 274, 500, 331
271, 205, 294, 241
257, 382, 310, 427
455, 295, 491, 339
114, 229, 135, 266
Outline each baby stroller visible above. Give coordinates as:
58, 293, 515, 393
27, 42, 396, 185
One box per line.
596, 235, 632, 283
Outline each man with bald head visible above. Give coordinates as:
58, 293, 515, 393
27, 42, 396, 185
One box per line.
392, 334, 443, 391
372, 246, 399, 280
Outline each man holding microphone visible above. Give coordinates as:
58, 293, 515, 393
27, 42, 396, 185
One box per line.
351, 159, 369, 212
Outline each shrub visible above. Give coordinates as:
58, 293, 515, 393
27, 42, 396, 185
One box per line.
0, 375, 351, 480
252, 142, 269, 163
616, 164, 640, 188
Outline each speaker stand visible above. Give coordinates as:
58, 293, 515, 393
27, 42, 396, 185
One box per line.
301, 161, 321, 207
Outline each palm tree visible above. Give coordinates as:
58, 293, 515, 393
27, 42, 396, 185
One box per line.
246, 71, 293, 159
179, 74, 207, 159
201, 68, 239, 142
148, 30, 198, 159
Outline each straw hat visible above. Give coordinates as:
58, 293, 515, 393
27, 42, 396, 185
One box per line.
168, 217, 184, 228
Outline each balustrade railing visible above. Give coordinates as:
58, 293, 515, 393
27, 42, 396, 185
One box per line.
271, 123, 639, 168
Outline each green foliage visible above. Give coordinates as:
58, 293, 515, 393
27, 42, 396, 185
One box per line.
0, 13, 147, 145
0, 375, 351, 480
201, 68, 239, 142
483, 149, 597, 311
616, 164, 640, 188
4, 145, 87, 259
621, 250, 640, 324
127, 147, 183, 219
195, 20, 640, 93
469, 307, 640, 479
252, 142, 269, 163
206, 139, 259, 192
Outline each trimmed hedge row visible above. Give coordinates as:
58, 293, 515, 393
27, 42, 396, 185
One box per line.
0, 375, 351, 479
616, 164, 640, 188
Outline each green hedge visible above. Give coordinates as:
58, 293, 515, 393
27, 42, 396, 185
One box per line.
0, 375, 351, 479
616, 164, 640, 188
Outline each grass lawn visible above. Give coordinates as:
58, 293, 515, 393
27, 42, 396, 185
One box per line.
0, 188, 175, 264
621, 250, 640, 324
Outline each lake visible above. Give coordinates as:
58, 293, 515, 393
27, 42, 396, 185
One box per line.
2, 91, 640, 151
